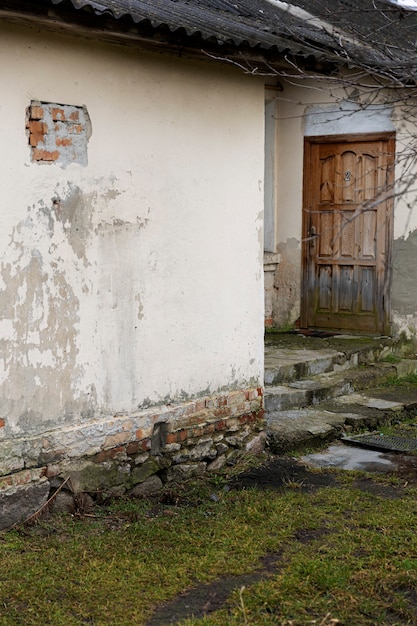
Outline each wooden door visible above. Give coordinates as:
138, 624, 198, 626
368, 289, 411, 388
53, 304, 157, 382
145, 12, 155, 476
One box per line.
301, 134, 395, 334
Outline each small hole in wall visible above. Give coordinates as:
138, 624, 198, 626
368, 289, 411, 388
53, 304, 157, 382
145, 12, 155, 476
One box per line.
26, 100, 92, 167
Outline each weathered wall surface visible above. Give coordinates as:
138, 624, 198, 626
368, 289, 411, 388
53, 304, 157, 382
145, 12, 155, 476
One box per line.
263, 84, 304, 328
0, 22, 265, 525
392, 230, 417, 338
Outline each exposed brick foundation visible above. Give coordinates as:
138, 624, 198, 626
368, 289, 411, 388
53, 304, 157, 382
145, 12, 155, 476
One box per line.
0, 387, 265, 529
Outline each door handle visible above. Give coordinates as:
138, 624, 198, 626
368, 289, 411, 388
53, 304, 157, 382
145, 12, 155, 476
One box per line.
309, 225, 316, 249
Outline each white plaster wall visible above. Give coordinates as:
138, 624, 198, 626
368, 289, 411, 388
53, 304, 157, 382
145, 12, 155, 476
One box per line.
0, 23, 265, 435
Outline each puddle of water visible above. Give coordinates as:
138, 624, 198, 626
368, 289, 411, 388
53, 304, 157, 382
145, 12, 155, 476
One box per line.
301, 443, 398, 472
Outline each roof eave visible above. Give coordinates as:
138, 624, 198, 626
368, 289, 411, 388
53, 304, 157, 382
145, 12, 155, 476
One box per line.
0, 2, 339, 75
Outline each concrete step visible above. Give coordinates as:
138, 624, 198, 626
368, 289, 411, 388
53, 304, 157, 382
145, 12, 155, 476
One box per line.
267, 385, 417, 453
266, 408, 348, 452
264, 333, 417, 453
264, 364, 396, 413
264, 347, 345, 386
264, 340, 395, 386
265, 359, 417, 453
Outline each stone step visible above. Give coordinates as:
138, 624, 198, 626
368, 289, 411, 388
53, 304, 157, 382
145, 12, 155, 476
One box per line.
264, 342, 393, 386
264, 364, 396, 413
266, 408, 348, 452
266, 385, 417, 453
264, 347, 344, 386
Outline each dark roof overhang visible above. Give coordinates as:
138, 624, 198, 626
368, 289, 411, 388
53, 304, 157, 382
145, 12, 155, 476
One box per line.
0, 0, 353, 75
1, 0, 417, 81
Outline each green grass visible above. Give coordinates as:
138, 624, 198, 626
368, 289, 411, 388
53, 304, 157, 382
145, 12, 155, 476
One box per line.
384, 372, 417, 387
380, 353, 402, 364
1, 472, 417, 625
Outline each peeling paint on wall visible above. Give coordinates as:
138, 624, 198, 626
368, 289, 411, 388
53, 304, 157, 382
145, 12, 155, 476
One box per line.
0, 189, 97, 436
52, 184, 95, 263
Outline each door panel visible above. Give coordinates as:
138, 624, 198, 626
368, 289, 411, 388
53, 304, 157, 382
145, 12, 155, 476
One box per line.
301, 134, 395, 334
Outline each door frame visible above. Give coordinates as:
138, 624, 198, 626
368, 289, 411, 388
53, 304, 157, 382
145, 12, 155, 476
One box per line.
300, 132, 396, 335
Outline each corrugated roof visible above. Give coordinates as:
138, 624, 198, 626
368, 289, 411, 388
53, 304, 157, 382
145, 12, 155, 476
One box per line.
33, 0, 417, 75
48, 0, 336, 57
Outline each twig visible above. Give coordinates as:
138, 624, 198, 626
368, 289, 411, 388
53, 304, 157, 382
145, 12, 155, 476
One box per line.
2, 475, 73, 533
239, 585, 249, 626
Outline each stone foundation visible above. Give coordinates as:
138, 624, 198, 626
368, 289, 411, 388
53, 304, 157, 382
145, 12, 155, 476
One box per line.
0, 387, 265, 529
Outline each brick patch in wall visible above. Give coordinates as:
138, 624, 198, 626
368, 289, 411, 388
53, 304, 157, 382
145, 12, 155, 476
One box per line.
26, 100, 92, 166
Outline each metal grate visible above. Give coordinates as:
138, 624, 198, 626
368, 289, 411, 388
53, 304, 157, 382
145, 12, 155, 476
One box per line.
343, 433, 417, 453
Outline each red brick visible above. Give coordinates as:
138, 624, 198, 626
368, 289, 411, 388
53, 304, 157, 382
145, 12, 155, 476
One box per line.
32, 148, 59, 161
126, 441, 140, 455
51, 107, 66, 121
0, 418, 5, 428
239, 413, 258, 425
30, 133, 44, 147
69, 110, 80, 122
257, 387, 263, 397
191, 427, 203, 438
29, 120, 47, 134
218, 397, 228, 407
30, 106, 44, 120
213, 408, 230, 418
166, 433, 178, 444
215, 420, 227, 431
203, 423, 215, 434
195, 400, 206, 412
95, 446, 125, 463
141, 439, 151, 451
179, 429, 189, 442
55, 137, 72, 147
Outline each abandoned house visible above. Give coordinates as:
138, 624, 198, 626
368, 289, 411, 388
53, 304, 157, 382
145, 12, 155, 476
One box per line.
1, 0, 417, 527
